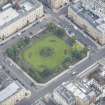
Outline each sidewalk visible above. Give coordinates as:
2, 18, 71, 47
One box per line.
0, 15, 47, 45
77, 62, 98, 78
60, 15, 101, 49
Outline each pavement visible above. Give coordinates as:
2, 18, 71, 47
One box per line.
29, 46, 105, 101
0, 4, 105, 105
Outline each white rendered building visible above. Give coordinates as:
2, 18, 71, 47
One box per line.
0, 0, 44, 39
0, 81, 31, 105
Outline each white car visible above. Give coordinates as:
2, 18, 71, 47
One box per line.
17, 32, 21, 36
74, 25, 78, 30
72, 71, 77, 75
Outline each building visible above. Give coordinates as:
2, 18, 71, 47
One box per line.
53, 83, 76, 105
16, 98, 32, 105
34, 99, 46, 105
65, 80, 97, 105
53, 78, 101, 105
40, 0, 69, 9
53, 58, 105, 105
68, 2, 105, 45
0, 55, 31, 105
77, 58, 105, 105
0, 0, 44, 39
15, 59, 105, 105
0, 81, 31, 105
81, 0, 105, 18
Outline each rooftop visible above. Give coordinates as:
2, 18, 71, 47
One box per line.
0, 7, 19, 27
86, 59, 105, 86
34, 99, 46, 105
65, 81, 91, 103
0, 0, 42, 29
55, 84, 76, 105
58, 80, 97, 104
0, 82, 20, 102
69, 2, 105, 34
0, 81, 25, 103
78, 59, 105, 98
0, 70, 13, 90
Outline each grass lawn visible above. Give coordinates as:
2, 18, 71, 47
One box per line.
6, 23, 87, 83
21, 33, 71, 72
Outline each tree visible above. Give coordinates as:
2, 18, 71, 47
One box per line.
24, 37, 30, 45
82, 47, 88, 54
40, 67, 53, 78
64, 55, 72, 63
71, 35, 77, 44
56, 28, 65, 38
47, 23, 56, 32
80, 47, 88, 57
28, 68, 42, 82
72, 51, 81, 60
71, 44, 83, 60
47, 23, 66, 38
6, 47, 18, 60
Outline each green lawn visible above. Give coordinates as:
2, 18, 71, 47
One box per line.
21, 33, 71, 72
6, 24, 87, 83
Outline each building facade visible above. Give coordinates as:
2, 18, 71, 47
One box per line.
0, 0, 44, 39
68, 2, 105, 45
53, 84, 76, 105
41, 0, 69, 9
53, 80, 97, 105
52, 0, 69, 8
0, 82, 31, 105
81, 0, 105, 18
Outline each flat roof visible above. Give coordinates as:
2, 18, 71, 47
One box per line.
97, 24, 105, 34
54, 84, 76, 105
0, 82, 21, 103
69, 2, 105, 34
0, 7, 19, 27
34, 99, 46, 105
66, 82, 87, 100
20, 1, 34, 11
0, 0, 42, 29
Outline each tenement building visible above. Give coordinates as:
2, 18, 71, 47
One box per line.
68, 1, 105, 45
81, 0, 105, 18
53, 58, 105, 105
40, 0, 69, 9
0, 81, 31, 105
0, 0, 44, 39
53, 83, 76, 105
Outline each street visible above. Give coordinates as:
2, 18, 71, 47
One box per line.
0, 4, 104, 105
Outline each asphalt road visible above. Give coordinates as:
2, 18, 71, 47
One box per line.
44, 6, 98, 50
0, 5, 104, 105
59, 15, 98, 49
0, 20, 48, 53
30, 47, 105, 102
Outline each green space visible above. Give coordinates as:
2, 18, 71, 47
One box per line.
21, 34, 71, 72
6, 23, 88, 83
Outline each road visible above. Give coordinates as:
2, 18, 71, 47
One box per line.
0, 4, 104, 105
44, 6, 98, 50
59, 15, 98, 49
0, 19, 48, 53
30, 46, 105, 102
0, 55, 43, 94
